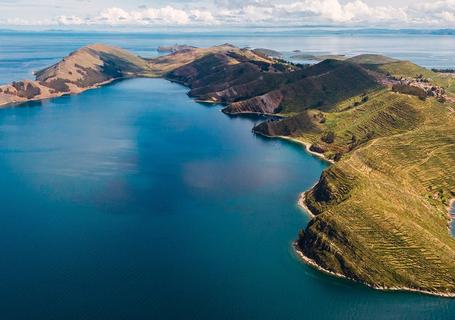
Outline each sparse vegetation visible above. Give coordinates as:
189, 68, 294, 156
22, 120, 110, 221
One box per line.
2, 44, 455, 296
256, 88, 455, 295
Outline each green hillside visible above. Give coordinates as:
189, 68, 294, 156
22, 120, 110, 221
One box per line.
167, 47, 455, 295
3, 44, 454, 296
347, 54, 399, 65
167, 55, 381, 114
255, 89, 455, 295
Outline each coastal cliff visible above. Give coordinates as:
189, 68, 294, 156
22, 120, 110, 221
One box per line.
255, 74, 455, 296
1, 44, 455, 296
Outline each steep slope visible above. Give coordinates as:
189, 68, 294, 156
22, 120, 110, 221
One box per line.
277, 61, 379, 113
165, 49, 455, 295
0, 43, 280, 109
165, 49, 299, 107
167, 56, 380, 115
0, 44, 151, 107
35, 44, 151, 88
148, 44, 274, 76
255, 89, 455, 296
1, 44, 454, 296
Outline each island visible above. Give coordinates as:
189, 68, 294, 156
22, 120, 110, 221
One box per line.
0, 43, 454, 297
290, 53, 348, 61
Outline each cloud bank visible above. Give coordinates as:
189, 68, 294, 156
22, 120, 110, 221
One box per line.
2, 0, 455, 27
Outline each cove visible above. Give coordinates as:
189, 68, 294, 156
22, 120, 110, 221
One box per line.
0, 78, 453, 319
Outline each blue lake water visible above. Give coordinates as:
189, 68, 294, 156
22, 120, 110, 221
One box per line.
1, 30, 455, 85
0, 78, 454, 320
0, 31, 454, 319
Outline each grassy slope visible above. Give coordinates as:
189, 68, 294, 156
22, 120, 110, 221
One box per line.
166, 56, 381, 115
366, 60, 455, 94
347, 54, 399, 64
182, 54, 455, 295
3, 45, 454, 294
279, 61, 379, 112
257, 89, 455, 295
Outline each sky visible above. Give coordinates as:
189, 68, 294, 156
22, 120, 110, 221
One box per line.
1, 0, 455, 28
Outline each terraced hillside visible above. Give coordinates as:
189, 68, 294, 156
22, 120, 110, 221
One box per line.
168, 50, 455, 295
1, 44, 454, 296
255, 80, 455, 296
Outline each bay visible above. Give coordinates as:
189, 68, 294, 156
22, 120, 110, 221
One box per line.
0, 30, 454, 319
0, 78, 453, 319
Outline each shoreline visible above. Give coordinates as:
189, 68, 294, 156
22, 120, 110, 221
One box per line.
292, 242, 455, 298
249, 114, 455, 298
297, 192, 315, 218
253, 131, 335, 164
0, 77, 124, 109
292, 183, 455, 298
1, 64, 453, 298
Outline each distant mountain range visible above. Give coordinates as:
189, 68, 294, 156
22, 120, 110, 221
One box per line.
1, 28, 455, 35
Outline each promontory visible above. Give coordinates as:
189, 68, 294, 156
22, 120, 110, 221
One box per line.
1, 44, 454, 297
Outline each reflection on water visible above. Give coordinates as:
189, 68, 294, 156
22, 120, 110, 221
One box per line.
0, 78, 453, 319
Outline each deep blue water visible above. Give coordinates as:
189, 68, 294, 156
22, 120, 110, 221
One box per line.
0, 32, 454, 319
0, 32, 455, 320
1, 30, 455, 84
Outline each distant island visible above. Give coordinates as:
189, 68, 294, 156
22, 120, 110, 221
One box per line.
0, 43, 454, 297
157, 44, 197, 53
290, 53, 348, 61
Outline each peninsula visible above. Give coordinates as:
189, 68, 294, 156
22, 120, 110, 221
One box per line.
1, 44, 454, 297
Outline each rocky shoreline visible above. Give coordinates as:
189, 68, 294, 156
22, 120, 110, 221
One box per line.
256, 133, 455, 297
252, 132, 335, 164
294, 184, 455, 298
292, 241, 455, 298
1, 43, 454, 297
0, 77, 120, 109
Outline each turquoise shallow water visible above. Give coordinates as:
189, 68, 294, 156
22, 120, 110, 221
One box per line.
0, 78, 454, 319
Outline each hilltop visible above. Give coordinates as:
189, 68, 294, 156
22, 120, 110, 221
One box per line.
166, 57, 379, 114
0, 44, 454, 296
0, 44, 152, 107
253, 56, 455, 296
165, 48, 455, 295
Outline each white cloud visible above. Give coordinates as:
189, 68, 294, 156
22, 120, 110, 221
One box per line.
266, 0, 408, 24
57, 15, 86, 25
439, 11, 455, 22
1, 0, 455, 27
189, 10, 216, 23
85, 6, 213, 25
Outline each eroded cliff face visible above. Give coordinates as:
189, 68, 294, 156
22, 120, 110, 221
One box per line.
304, 167, 357, 215
297, 217, 362, 281
253, 111, 321, 137
223, 90, 283, 114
